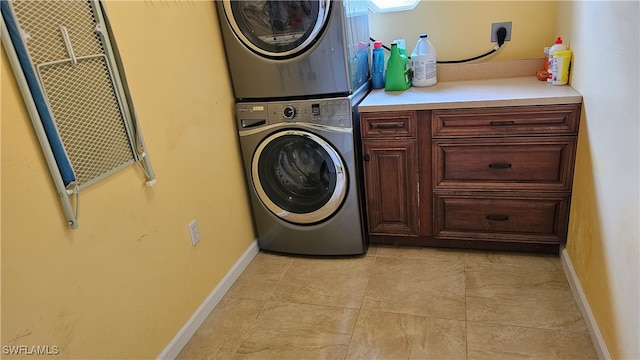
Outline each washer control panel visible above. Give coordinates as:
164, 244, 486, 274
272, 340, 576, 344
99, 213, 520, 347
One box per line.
237, 98, 353, 130
272, 98, 351, 127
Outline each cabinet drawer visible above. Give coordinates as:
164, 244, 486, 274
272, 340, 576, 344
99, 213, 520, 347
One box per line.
433, 137, 577, 191
361, 111, 416, 138
434, 192, 570, 244
432, 104, 580, 138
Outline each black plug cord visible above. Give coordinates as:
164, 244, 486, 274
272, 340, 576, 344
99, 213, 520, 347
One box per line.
436, 46, 499, 64
369, 27, 507, 64
497, 27, 507, 46
438, 26, 507, 64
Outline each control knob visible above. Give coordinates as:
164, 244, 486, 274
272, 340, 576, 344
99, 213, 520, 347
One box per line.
283, 105, 296, 120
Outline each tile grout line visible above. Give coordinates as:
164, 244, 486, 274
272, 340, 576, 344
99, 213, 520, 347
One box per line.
342, 246, 379, 360
232, 252, 297, 359
464, 253, 470, 360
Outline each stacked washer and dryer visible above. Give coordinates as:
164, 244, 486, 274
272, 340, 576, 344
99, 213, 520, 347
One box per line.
215, 0, 370, 255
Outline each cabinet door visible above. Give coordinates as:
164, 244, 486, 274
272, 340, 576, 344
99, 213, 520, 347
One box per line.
362, 140, 418, 235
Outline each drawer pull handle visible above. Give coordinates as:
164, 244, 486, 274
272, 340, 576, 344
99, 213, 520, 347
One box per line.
363, 154, 371, 162
490, 121, 514, 126
373, 123, 402, 129
488, 163, 512, 169
486, 214, 509, 222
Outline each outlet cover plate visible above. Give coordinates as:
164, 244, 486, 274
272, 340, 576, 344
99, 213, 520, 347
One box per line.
491, 22, 512, 42
189, 220, 200, 246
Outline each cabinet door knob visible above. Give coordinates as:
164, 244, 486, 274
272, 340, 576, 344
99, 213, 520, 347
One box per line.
363, 154, 370, 161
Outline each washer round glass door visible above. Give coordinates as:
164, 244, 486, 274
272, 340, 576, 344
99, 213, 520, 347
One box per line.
252, 130, 347, 224
222, 0, 331, 58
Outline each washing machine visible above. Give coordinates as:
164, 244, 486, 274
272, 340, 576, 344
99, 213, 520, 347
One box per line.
236, 92, 368, 255
215, 0, 370, 100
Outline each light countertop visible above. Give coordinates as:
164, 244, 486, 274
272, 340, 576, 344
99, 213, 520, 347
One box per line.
358, 76, 583, 112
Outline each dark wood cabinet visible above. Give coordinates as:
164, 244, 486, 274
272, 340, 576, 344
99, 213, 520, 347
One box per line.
432, 104, 581, 251
360, 112, 419, 237
360, 103, 581, 252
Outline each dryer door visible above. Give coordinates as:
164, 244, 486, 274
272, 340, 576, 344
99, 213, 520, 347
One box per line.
252, 129, 347, 224
222, 0, 331, 59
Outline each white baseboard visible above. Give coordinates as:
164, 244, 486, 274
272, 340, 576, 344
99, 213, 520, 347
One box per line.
560, 247, 611, 360
157, 239, 260, 360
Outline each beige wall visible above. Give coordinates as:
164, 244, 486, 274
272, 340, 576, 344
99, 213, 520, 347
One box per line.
369, 1, 559, 62
1, 1, 255, 358
558, 1, 639, 359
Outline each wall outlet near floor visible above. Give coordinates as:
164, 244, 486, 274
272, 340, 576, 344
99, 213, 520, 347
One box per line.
491, 21, 512, 42
188, 220, 200, 246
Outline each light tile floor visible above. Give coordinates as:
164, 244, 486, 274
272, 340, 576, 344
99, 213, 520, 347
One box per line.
177, 245, 598, 360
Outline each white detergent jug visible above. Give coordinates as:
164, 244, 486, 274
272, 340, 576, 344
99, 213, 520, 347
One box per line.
411, 34, 437, 87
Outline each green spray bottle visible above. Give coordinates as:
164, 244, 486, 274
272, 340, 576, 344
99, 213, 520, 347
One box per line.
385, 42, 411, 91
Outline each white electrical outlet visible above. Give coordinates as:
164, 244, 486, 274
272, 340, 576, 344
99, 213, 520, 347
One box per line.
188, 220, 200, 246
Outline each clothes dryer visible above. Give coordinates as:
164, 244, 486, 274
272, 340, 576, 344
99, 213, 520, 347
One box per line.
236, 92, 368, 255
216, 0, 370, 101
